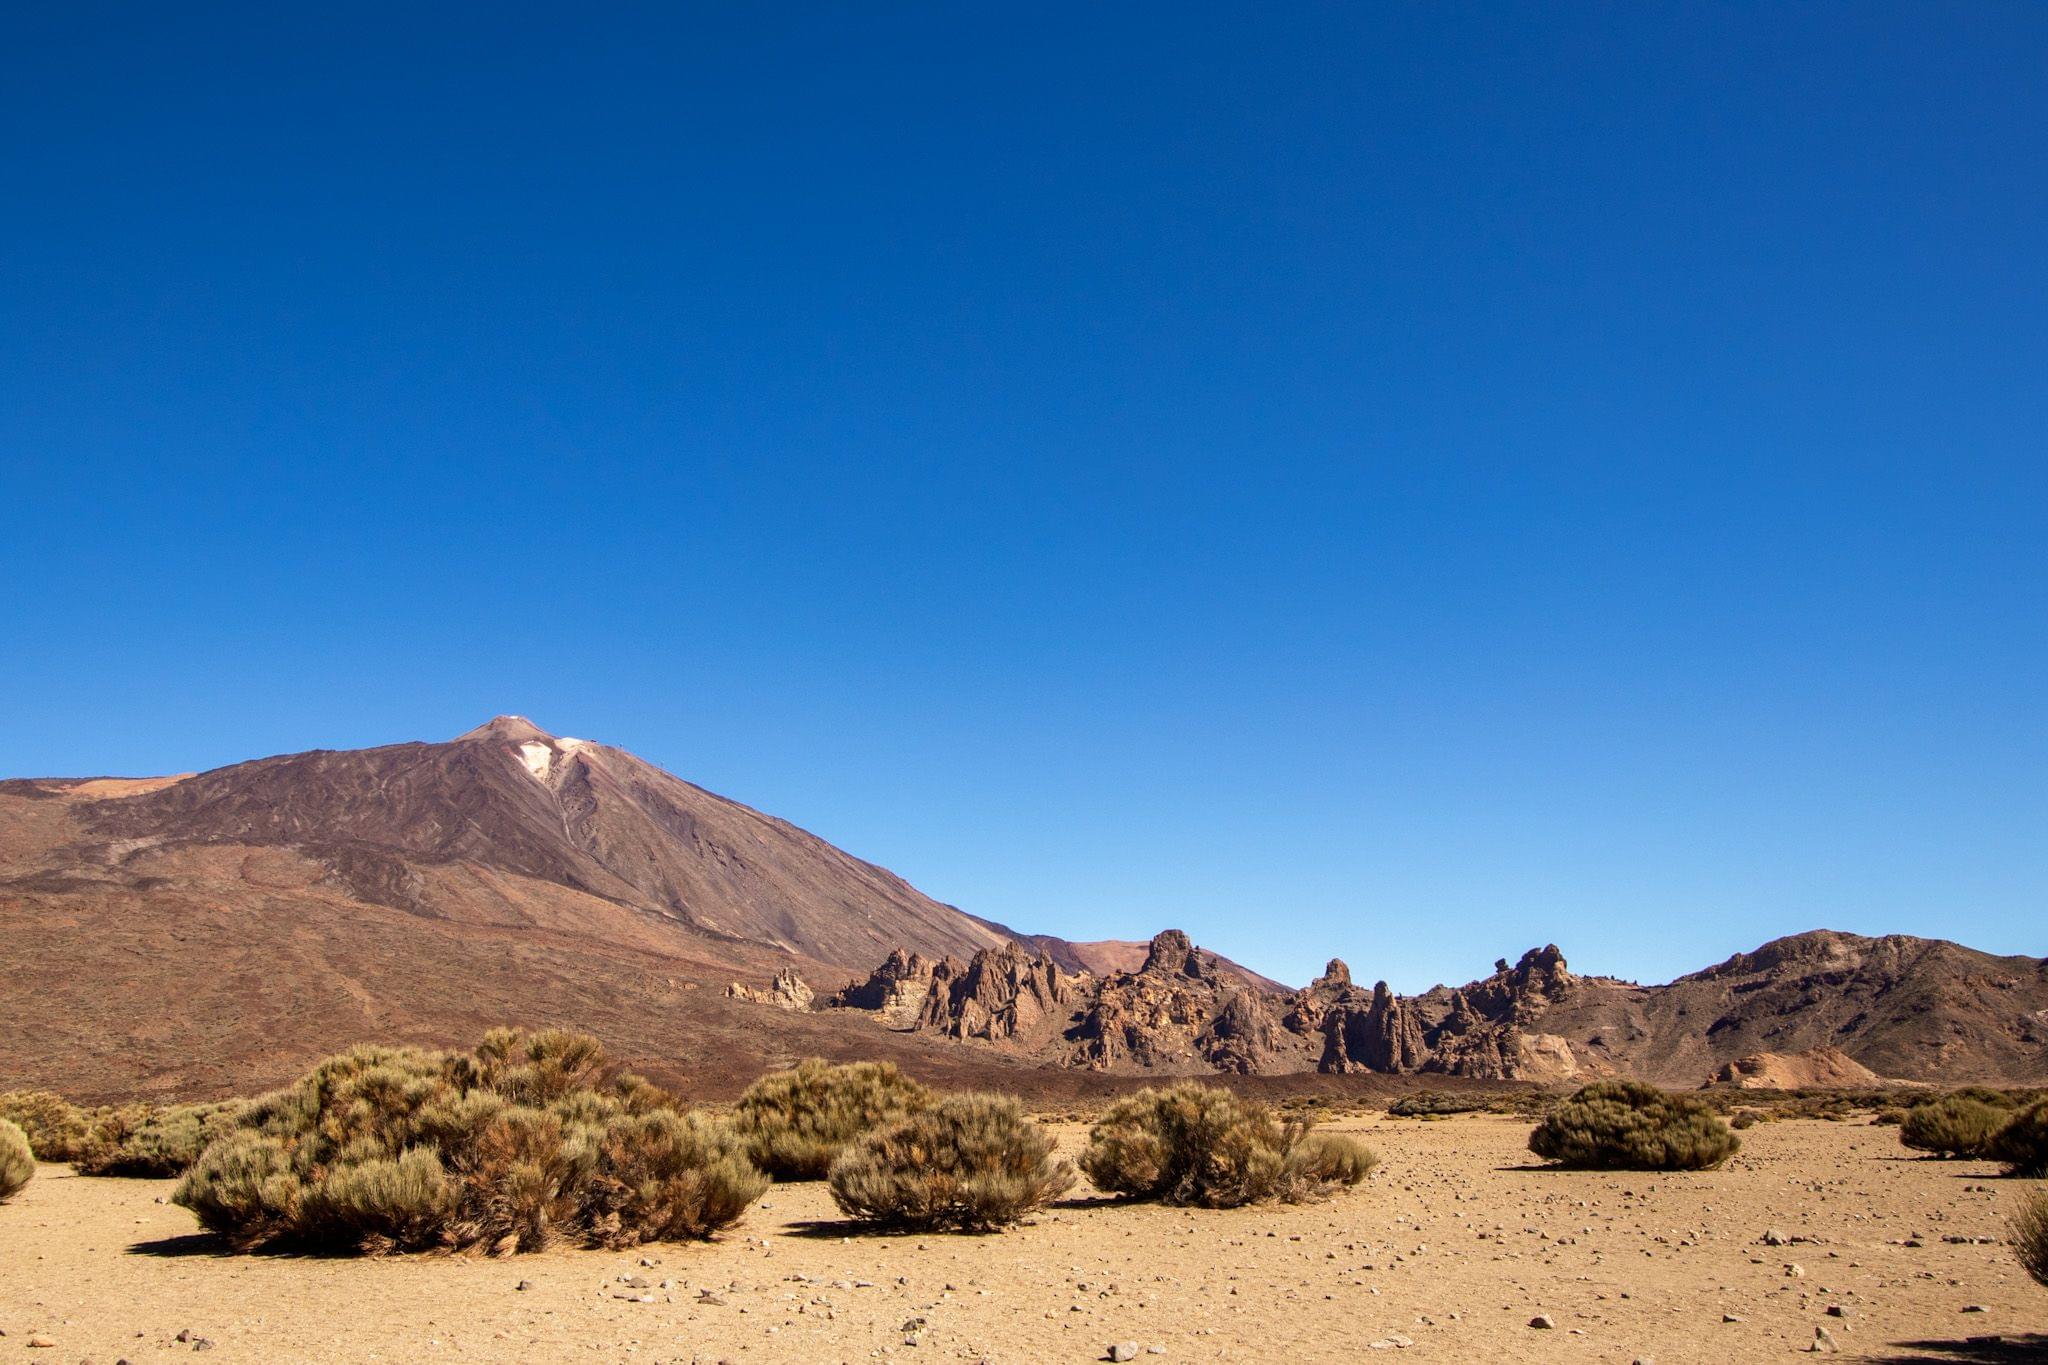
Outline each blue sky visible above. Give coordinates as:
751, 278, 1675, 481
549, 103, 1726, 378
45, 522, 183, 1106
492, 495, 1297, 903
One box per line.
4, 4, 2043, 990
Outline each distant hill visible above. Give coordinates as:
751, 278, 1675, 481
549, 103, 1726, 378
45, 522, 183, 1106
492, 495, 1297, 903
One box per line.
2, 717, 2041, 1100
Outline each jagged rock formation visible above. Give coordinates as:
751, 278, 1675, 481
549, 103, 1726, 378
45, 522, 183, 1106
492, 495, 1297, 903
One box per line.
824, 949, 943, 1027
912, 943, 1081, 1044
725, 966, 814, 1011
1064, 931, 1311, 1074
828, 929, 2048, 1085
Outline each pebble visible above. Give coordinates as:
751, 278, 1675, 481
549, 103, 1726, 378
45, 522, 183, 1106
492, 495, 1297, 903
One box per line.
1528, 1315, 1555, 1329
1810, 1325, 1839, 1353
1109, 1344, 1140, 1362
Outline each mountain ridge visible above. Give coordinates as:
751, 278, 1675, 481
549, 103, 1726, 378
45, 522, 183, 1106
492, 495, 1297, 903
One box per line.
2, 718, 2042, 1100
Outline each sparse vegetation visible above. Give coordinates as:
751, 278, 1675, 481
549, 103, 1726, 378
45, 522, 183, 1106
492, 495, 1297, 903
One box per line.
173, 1029, 766, 1254
0, 1118, 34, 1201
1528, 1081, 1739, 1171
2012, 1188, 2048, 1290
733, 1059, 933, 1180
1989, 1099, 2048, 1178
75, 1101, 245, 1178
1898, 1094, 2011, 1159
1079, 1082, 1376, 1207
0, 1090, 90, 1162
827, 1092, 1074, 1231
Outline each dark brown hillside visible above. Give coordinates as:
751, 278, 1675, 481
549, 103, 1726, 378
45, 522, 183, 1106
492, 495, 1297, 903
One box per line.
80, 715, 1011, 968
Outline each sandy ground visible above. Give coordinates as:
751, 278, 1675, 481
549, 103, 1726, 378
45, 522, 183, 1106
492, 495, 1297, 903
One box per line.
2, 1116, 2043, 1364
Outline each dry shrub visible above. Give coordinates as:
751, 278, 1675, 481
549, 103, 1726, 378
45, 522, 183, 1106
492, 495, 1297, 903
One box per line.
733, 1059, 932, 1180
0, 1090, 90, 1162
1989, 1099, 2048, 1178
1079, 1082, 1376, 1208
828, 1093, 1074, 1232
1899, 1095, 2010, 1159
0, 1118, 33, 1201
75, 1101, 245, 1178
2012, 1188, 2048, 1289
173, 1030, 763, 1254
1528, 1081, 1739, 1171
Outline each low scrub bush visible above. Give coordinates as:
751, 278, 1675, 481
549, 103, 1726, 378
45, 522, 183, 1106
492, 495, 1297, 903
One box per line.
173, 1030, 764, 1254
828, 1093, 1074, 1231
1989, 1099, 2048, 1178
75, 1101, 245, 1178
0, 1118, 33, 1201
1899, 1095, 2010, 1159
1388, 1091, 1489, 1118
1079, 1083, 1376, 1207
733, 1059, 932, 1180
2012, 1188, 2048, 1290
1528, 1081, 1739, 1171
0, 1090, 90, 1162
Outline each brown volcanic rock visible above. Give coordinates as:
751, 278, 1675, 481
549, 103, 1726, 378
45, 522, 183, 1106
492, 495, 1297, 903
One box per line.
826, 948, 945, 1027
910, 943, 1081, 1045
1063, 931, 1314, 1075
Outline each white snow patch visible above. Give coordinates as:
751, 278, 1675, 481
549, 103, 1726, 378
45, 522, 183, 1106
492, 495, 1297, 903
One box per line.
517, 741, 553, 781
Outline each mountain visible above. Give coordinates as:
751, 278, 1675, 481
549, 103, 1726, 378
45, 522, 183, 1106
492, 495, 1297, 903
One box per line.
792, 930, 2048, 1086
4, 718, 2042, 1100
0, 717, 1266, 1101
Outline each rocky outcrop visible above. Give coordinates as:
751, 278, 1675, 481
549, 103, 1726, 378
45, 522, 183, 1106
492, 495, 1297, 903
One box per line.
1066, 931, 1309, 1074
1462, 945, 1575, 1021
1319, 980, 1428, 1074
724, 966, 814, 1012
825, 948, 942, 1027
913, 943, 1080, 1043
824, 929, 2048, 1085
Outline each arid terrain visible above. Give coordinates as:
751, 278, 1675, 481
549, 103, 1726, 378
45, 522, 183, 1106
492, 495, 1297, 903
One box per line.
3, 1116, 2043, 1364
3, 718, 2044, 1104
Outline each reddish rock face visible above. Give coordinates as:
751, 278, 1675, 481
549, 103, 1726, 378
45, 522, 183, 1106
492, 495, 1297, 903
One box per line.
913, 942, 1078, 1044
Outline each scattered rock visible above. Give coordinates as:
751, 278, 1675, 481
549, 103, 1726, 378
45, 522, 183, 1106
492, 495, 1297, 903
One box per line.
1529, 1315, 1555, 1329
1108, 1345, 1141, 1362
1810, 1325, 1839, 1353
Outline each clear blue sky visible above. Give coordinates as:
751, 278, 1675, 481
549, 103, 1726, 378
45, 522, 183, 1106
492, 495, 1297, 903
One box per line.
4, 4, 2043, 990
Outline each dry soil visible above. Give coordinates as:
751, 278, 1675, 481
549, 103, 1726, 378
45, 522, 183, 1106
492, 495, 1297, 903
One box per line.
2, 1116, 2043, 1363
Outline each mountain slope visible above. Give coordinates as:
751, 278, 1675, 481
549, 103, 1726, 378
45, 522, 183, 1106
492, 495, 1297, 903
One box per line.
70, 715, 1011, 968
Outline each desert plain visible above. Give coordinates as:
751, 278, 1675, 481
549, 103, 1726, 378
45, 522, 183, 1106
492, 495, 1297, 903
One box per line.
3, 1113, 2043, 1364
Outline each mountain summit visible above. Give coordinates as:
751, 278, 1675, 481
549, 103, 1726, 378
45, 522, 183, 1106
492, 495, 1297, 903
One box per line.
75, 715, 1012, 968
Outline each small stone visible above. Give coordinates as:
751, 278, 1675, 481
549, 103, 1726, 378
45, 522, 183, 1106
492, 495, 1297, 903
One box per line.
1528, 1316, 1555, 1330
1723, 1314, 1745, 1323
27, 1339, 55, 1351
515, 1280, 534, 1292
1810, 1325, 1839, 1353
1787, 1264, 1806, 1278
1825, 1305, 1850, 1319
1761, 1229, 1788, 1246
1109, 1345, 1140, 1362
1962, 1305, 1989, 1314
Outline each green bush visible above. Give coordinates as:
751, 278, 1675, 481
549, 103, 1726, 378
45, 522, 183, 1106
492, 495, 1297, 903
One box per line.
1988, 1099, 2048, 1178
733, 1059, 933, 1180
2012, 1188, 2048, 1290
0, 1118, 33, 1201
827, 1093, 1074, 1232
1079, 1083, 1376, 1207
75, 1101, 246, 1178
173, 1030, 765, 1254
1528, 1081, 1739, 1171
0, 1090, 90, 1162
1899, 1095, 2009, 1159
